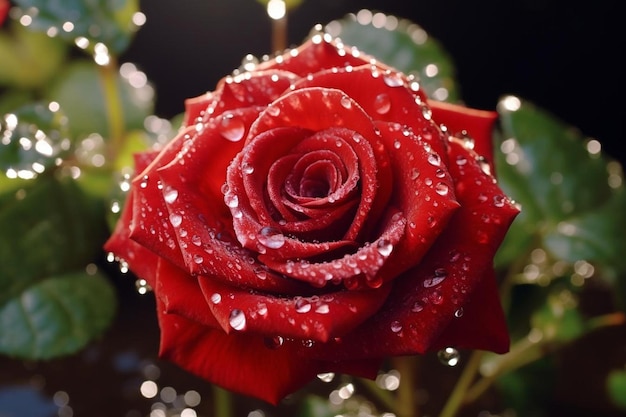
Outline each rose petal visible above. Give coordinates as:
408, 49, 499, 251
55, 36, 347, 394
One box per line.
198, 276, 392, 342
306, 138, 519, 359
245, 88, 392, 244
156, 298, 321, 405
128, 127, 199, 271
429, 100, 498, 171
292, 65, 445, 157
155, 257, 221, 328
429, 268, 509, 353
260, 210, 405, 288
257, 38, 372, 77
204, 70, 298, 121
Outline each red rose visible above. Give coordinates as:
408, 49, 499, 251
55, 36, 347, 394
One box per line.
105, 35, 519, 404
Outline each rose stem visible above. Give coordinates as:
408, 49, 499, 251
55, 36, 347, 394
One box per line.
439, 350, 483, 417
99, 55, 126, 163
464, 312, 625, 406
272, 13, 287, 52
212, 385, 234, 417
391, 355, 420, 417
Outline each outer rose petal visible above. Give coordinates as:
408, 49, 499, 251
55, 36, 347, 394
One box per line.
198, 276, 392, 342
157, 297, 381, 405
105, 151, 162, 288
429, 100, 498, 171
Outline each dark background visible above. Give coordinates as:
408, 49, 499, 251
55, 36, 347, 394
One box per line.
122, 0, 624, 163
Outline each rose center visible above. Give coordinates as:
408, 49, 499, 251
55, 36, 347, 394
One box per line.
298, 162, 334, 198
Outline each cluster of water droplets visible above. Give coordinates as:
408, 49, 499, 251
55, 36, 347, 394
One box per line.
1, 104, 70, 180
10, 5, 146, 67
324, 9, 454, 101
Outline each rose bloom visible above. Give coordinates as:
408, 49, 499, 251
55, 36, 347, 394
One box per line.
105, 34, 519, 404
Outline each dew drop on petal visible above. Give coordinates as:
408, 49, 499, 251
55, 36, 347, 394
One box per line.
219, 113, 245, 142
435, 182, 449, 196
264, 336, 284, 349
390, 320, 403, 333
376, 239, 393, 257
438, 347, 460, 367
383, 73, 404, 87
169, 213, 182, 227
454, 307, 464, 318
224, 192, 239, 208
229, 309, 246, 331
164, 187, 178, 204
295, 298, 312, 313
340, 96, 352, 109
315, 304, 330, 314
373, 93, 391, 114
428, 153, 441, 166
210, 293, 222, 304
267, 105, 280, 117
423, 268, 447, 288
257, 226, 286, 249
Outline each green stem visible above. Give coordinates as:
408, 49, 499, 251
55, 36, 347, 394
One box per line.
392, 356, 420, 417
213, 385, 233, 417
358, 377, 400, 413
99, 56, 126, 163
439, 350, 484, 417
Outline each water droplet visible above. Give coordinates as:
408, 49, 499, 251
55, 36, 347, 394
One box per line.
340, 96, 352, 109
193, 254, 204, 264
264, 336, 284, 349
428, 153, 441, 166
493, 195, 505, 207
435, 182, 449, 196
229, 309, 247, 331
257, 226, 286, 249
410, 168, 420, 180
242, 162, 254, 174
254, 267, 267, 280
317, 372, 335, 382
210, 293, 222, 304
164, 186, 178, 204
315, 304, 330, 314
424, 268, 447, 287
373, 93, 391, 114
383, 73, 404, 87
390, 320, 403, 333
421, 105, 432, 120
295, 298, 312, 313
267, 105, 280, 116
224, 192, 239, 208
169, 213, 183, 227
219, 113, 245, 142
438, 347, 460, 367
376, 239, 393, 257
411, 301, 424, 313
454, 308, 464, 318
191, 235, 202, 246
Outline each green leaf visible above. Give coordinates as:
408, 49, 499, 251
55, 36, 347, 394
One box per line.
0, 101, 71, 176
0, 176, 109, 307
0, 24, 68, 88
0, 270, 116, 359
12, 0, 141, 54
607, 368, 626, 410
530, 287, 584, 343
494, 96, 626, 285
44, 60, 154, 141
296, 395, 343, 417
324, 12, 460, 102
